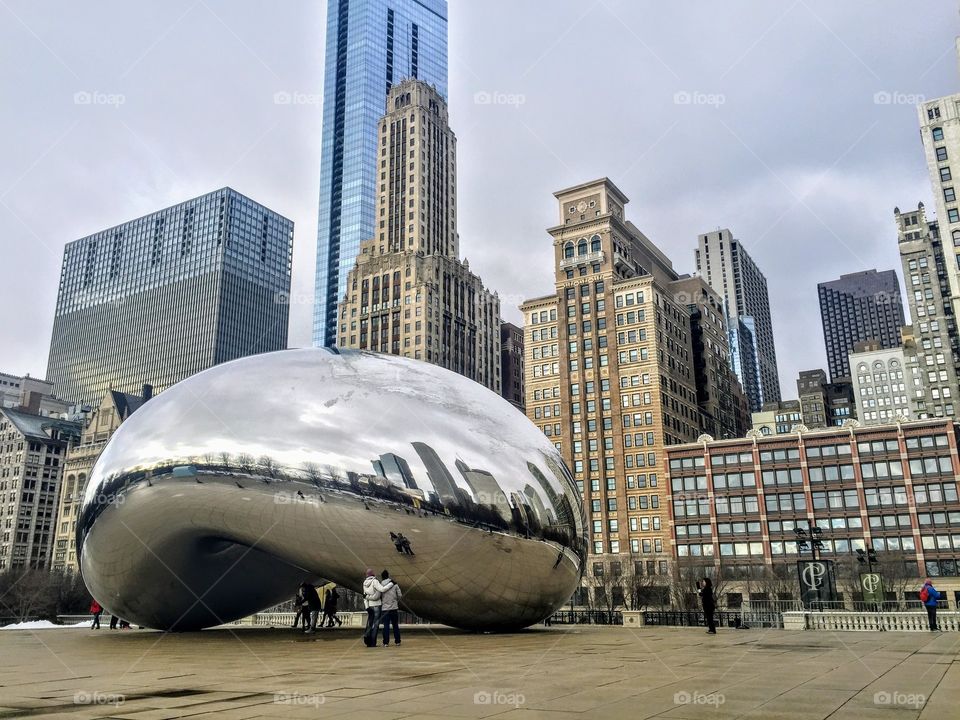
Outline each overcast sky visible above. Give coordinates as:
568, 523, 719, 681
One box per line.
1, 0, 958, 399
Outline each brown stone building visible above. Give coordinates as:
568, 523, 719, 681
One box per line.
522, 178, 717, 597
338, 79, 500, 392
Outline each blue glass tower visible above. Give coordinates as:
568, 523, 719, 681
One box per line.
313, 0, 448, 346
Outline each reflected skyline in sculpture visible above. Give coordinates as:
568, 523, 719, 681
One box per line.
77, 349, 585, 631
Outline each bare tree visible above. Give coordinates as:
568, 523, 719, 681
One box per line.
236, 453, 255, 475
0, 569, 91, 623
257, 455, 280, 479
623, 564, 663, 611
301, 461, 323, 486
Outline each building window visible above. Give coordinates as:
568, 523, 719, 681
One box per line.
933, 127, 944, 141
945, 187, 956, 203
936, 146, 948, 162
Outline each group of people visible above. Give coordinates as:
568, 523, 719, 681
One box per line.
295, 570, 403, 647
88, 600, 130, 629
389, 532, 414, 556
294, 582, 342, 633
362, 569, 403, 647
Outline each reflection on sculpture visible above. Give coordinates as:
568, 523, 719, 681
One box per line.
77, 349, 586, 631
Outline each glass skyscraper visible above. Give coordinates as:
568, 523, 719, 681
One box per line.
313, 0, 448, 346
46, 188, 294, 408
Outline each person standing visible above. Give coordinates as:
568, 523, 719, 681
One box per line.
362, 569, 393, 647
292, 587, 306, 630
379, 570, 403, 646
921, 578, 941, 631
302, 582, 322, 634
323, 585, 342, 628
89, 600, 102, 630
699, 578, 716, 634
109, 613, 118, 630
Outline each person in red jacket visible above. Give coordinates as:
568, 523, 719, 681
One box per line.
89, 600, 102, 630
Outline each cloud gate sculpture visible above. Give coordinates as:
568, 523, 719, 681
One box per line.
77, 349, 586, 631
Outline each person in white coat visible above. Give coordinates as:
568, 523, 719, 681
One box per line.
362, 568, 393, 647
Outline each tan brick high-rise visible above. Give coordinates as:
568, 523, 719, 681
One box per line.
522, 178, 719, 603
338, 79, 500, 392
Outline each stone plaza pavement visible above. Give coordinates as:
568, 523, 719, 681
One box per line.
0, 624, 958, 719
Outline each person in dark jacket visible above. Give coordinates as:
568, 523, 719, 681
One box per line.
379, 570, 403, 646
921, 578, 941, 631
301, 582, 322, 634
322, 585, 342, 628
699, 578, 716, 634
89, 600, 102, 630
292, 588, 306, 629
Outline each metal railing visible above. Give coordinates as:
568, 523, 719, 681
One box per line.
642, 610, 764, 628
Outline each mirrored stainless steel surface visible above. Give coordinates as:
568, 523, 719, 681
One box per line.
78, 349, 586, 630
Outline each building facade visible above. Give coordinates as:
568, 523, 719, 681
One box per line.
817, 269, 905, 382
796, 369, 855, 429
337, 80, 501, 391
695, 229, 781, 411
52, 387, 149, 573
751, 400, 803, 436
0, 409, 81, 570
918, 83, 960, 330
500, 322, 525, 410
850, 343, 913, 426
672, 275, 751, 440
522, 178, 705, 593
46, 188, 293, 409
666, 420, 960, 599
895, 204, 959, 418
313, 0, 448, 346
0, 373, 71, 417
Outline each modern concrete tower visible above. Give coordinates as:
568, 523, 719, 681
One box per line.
816, 269, 905, 382
695, 229, 781, 411
337, 80, 501, 392
46, 188, 293, 408
313, 0, 448, 347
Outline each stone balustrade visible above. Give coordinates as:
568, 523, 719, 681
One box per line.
226, 611, 366, 628
783, 610, 960, 632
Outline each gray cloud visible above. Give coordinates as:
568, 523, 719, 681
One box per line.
0, 0, 956, 400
